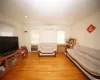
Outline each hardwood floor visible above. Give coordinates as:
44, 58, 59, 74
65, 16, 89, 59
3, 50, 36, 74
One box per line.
1, 52, 89, 80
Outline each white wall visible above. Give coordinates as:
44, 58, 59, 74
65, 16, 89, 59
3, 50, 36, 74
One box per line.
71, 12, 100, 50
0, 13, 24, 46
0, 23, 16, 36
22, 24, 71, 51
23, 24, 71, 44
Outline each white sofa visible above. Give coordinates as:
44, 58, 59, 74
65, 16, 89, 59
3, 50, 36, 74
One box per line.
67, 45, 100, 80
38, 43, 57, 56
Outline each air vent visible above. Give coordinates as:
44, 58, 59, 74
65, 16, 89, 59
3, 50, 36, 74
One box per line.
31, 45, 38, 52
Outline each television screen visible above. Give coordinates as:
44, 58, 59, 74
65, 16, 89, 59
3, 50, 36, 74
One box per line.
0, 36, 19, 56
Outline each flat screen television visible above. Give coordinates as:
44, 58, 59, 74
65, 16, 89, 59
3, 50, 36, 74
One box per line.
0, 36, 19, 56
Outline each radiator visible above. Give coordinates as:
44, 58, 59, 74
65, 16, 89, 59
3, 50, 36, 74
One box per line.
31, 45, 38, 52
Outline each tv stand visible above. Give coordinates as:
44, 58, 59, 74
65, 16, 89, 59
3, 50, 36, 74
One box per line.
4, 50, 16, 56
0, 50, 21, 78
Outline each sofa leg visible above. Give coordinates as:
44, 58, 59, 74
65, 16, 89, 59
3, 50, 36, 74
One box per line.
38, 51, 40, 57
55, 51, 56, 57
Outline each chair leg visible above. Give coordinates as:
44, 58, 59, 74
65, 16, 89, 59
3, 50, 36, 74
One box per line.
38, 51, 40, 57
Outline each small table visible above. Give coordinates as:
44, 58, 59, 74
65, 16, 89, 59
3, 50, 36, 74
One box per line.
57, 44, 66, 53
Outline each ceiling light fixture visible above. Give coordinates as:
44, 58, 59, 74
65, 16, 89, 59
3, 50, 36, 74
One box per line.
25, 16, 27, 18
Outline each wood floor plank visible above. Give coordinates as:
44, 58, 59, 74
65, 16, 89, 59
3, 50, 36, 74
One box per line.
1, 52, 89, 80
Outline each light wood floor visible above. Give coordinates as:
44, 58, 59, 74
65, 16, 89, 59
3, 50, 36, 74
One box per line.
1, 52, 89, 80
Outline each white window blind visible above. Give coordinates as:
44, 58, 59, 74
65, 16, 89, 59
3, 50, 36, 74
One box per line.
39, 29, 57, 43
30, 30, 39, 44
57, 30, 65, 44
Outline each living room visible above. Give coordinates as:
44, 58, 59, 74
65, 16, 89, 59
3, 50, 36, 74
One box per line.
0, 0, 100, 80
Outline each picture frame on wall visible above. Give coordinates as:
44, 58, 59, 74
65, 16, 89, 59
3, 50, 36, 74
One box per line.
87, 24, 96, 33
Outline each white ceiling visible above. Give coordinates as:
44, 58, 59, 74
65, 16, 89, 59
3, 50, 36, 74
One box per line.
0, 0, 100, 25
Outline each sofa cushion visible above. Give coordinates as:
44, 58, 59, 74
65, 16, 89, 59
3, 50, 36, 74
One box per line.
74, 46, 100, 67
74, 45, 100, 60
67, 49, 100, 76
38, 43, 57, 53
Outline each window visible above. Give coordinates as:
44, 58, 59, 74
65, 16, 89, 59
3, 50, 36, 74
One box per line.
39, 29, 57, 43
57, 30, 65, 44
0, 32, 13, 36
30, 30, 39, 44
